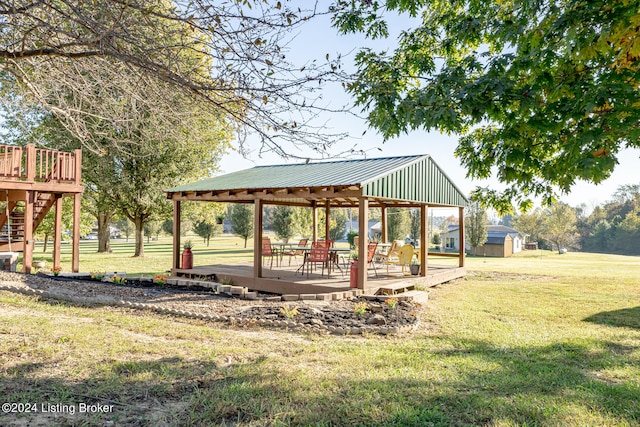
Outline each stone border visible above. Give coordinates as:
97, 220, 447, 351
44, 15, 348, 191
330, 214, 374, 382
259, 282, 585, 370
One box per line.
49, 274, 427, 304
0, 284, 420, 336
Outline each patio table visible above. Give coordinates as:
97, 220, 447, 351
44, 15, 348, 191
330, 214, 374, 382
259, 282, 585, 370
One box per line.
269, 242, 296, 266
292, 247, 351, 276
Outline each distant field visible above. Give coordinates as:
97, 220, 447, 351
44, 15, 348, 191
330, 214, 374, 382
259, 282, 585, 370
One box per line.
2, 244, 639, 425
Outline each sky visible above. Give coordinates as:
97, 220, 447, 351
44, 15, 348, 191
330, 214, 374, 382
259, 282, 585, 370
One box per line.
218, 6, 640, 212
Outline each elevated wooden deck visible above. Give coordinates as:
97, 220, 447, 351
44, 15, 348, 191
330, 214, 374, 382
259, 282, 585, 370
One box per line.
175, 262, 466, 296
0, 144, 83, 272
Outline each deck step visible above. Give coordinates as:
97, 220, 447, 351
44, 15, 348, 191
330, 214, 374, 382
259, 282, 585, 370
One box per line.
396, 290, 429, 304
377, 281, 416, 295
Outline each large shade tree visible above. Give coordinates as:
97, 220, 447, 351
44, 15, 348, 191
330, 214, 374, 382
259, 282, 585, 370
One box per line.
332, 0, 640, 212
0, 0, 348, 158
0, 4, 236, 257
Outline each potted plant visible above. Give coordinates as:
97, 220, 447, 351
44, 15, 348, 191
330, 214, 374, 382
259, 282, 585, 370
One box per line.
182, 240, 193, 270
216, 214, 226, 225
409, 258, 420, 275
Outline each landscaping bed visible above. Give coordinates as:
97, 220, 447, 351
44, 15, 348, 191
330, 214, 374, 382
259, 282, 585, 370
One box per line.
0, 271, 421, 334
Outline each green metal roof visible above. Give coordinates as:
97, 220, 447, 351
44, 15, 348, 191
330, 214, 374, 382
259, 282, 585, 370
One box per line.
167, 154, 469, 207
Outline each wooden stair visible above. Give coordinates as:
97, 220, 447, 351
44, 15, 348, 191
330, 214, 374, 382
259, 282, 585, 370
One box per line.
397, 290, 430, 304
377, 281, 416, 295
33, 192, 57, 229
376, 281, 430, 304
0, 192, 58, 246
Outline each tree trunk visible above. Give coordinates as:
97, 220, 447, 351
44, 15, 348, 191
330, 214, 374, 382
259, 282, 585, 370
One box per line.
244, 237, 248, 248
133, 216, 145, 257
42, 233, 49, 253
97, 212, 113, 253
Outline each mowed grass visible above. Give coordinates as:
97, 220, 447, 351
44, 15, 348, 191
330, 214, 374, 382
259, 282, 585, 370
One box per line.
2, 244, 639, 426
29, 234, 256, 276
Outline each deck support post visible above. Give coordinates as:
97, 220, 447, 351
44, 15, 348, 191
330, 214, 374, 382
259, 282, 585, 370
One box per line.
53, 195, 63, 269
23, 191, 34, 273
458, 206, 465, 267
71, 192, 81, 272
420, 204, 428, 276
172, 200, 181, 272
254, 198, 263, 279
357, 197, 369, 290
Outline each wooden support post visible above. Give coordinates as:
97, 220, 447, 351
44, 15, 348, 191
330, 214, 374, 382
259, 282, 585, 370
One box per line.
312, 202, 318, 243
254, 199, 264, 278
23, 191, 34, 273
53, 195, 63, 269
358, 198, 369, 290
381, 205, 387, 243
324, 203, 330, 242
172, 200, 181, 272
459, 206, 465, 267
420, 204, 428, 276
71, 193, 81, 272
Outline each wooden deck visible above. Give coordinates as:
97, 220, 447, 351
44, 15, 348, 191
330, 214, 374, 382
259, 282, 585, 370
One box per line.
0, 144, 83, 272
175, 261, 466, 296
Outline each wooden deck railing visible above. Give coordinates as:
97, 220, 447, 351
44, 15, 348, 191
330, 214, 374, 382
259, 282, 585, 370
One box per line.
0, 144, 81, 184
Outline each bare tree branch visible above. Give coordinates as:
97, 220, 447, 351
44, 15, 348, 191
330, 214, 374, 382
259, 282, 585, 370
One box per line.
0, 0, 353, 159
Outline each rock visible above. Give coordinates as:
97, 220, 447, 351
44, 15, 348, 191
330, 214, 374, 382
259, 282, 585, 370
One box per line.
307, 307, 324, 317
309, 318, 323, 326
366, 314, 387, 325
369, 304, 383, 313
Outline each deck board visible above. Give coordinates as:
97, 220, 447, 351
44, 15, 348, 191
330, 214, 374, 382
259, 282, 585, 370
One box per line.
175, 262, 465, 295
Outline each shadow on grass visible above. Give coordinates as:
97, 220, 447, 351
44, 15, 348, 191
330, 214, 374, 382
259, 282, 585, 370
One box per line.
1, 357, 220, 426
181, 338, 640, 426
3, 339, 639, 426
584, 306, 640, 330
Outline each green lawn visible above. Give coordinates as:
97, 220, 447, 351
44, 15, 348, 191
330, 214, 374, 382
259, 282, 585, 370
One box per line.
30, 234, 256, 276
2, 246, 639, 426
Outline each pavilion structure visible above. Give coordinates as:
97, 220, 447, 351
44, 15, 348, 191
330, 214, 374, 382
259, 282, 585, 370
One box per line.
166, 154, 468, 293
0, 144, 83, 273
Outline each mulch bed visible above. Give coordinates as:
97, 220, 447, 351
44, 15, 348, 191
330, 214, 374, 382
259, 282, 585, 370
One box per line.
0, 271, 422, 335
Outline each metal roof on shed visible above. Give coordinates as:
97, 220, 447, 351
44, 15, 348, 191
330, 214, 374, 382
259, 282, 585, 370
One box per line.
167, 154, 468, 207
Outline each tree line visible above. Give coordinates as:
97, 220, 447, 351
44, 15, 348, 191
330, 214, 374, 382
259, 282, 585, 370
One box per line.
507, 184, 640, 255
